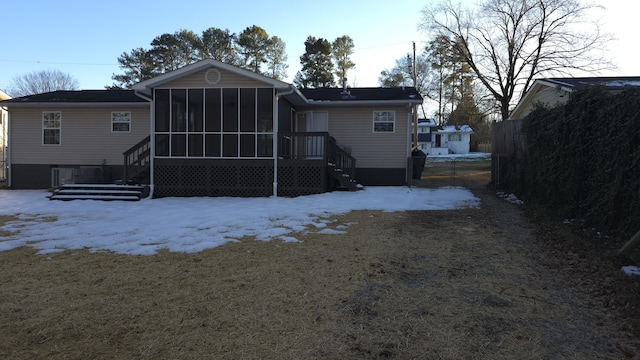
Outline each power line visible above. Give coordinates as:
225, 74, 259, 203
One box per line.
0, 59, 117, 66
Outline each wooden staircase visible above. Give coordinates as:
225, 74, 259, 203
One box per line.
328, 163, 359, 191
327, 137, 360, 191
49, 184, 149, 201
123, 135, 151, 185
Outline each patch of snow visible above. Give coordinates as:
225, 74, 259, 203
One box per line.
621, 266, 640, 276
0, 187, 480, 256
497, 192, 524, 205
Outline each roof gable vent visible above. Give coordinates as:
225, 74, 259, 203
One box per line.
205, 68, 221, 85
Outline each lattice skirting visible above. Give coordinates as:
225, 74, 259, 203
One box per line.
153, 158, 327, 198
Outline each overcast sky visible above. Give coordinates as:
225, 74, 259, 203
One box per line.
0, 0, 635, 93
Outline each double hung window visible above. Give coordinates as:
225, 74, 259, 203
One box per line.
42, 111, 61, 145
112, 112, 131, 132
373, 111, 395, 133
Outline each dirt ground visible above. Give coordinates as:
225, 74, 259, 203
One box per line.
1, 158, 640, 359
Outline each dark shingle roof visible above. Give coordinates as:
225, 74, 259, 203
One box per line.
545, 77, 640, 91
0, 90, 148, 104
299, 87, 422, 102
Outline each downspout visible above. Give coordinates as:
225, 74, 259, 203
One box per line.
135, 90, 154, 199
273, 85, 296, 197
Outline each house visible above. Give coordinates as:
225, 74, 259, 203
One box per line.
0, 59, 423, 198
0, 90, 12, 182
414, 119, 474, 155
509, 76, 640, 120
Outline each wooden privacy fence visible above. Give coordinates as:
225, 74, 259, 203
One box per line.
491, 119, 526, 189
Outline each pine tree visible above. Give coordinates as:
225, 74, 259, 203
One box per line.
295, 36, 335, 88
236, 25, 270, 74
332, 35, 355, 84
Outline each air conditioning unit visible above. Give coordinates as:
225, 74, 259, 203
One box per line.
51, 168, 75, 187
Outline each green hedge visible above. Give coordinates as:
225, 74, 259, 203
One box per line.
510, 87, 640, 236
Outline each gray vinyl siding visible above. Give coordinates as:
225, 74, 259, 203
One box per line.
10, 106, 150, 165
158, 67, 273, 89
301, 106, 411, 168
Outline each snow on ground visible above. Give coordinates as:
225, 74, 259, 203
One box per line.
0, 186, 479, 256
426, 152, 491, 163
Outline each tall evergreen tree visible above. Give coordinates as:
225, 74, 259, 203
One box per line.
236, 25, 271, 74
295, 36, 334, 88
265, 36, 288, 80
110, 48, 157, 89
332, 35, 355, 84
199, 27, 237, 64
109, 25, 287, 88
149, 30, 200, 73
426, 35, 453, 124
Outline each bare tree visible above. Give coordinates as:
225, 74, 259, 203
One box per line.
9, 69, 79, 97
421, 0, 613, 120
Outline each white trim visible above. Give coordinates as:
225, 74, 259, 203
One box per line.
132, 59, 291, 95
372, 110, 396, 133
111, 111, 132, 132
42, 111, 62, 146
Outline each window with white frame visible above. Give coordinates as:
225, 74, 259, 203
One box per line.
449, 133, 462, 141
373, 111, 395, 133
42, 111, 61, 145
112, 111, 131, 132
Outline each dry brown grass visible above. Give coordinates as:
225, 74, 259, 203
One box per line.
0, 216, 19, 237
0, 161, 637, 359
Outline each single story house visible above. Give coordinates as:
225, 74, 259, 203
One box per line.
0, 59, 423, 198
414, 118, 473, 155
509, 76, 640, 120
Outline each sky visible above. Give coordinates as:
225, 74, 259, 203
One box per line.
0, 0, 636, 94
0, 186, 480, 255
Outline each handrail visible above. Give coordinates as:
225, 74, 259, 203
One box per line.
122, 135, 151, 184
328, 137, 356, 181
277, 132, 356, 185
278, 132, 330, 160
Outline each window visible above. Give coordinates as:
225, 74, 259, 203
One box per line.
112, 112, 131, 132
449, 134, 462, 141
373, 111, 395, 133
42, 111, 61, 145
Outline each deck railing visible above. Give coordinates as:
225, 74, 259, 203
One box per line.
278, 132, 356, 182
123, 135, 151, 184
327, 136, 356, 181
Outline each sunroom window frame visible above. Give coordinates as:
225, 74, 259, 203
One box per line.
153, 87, 274, 159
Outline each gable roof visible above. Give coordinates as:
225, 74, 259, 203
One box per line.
433, 125, 474, 134
0, 90, 148, 107
298, 87, 422, 106
542, 77, 640, 91
132, 59, 293, 95
509, 76, 640, 120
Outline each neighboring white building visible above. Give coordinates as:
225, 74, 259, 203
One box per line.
414, 119, 474, 155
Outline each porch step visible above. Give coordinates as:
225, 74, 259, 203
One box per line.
49, 184, 149, 201
329, 165, 359, 191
